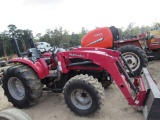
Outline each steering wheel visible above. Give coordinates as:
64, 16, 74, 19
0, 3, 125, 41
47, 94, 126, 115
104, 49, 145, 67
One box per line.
51, 47, 66, 57
48, 47, 54, 52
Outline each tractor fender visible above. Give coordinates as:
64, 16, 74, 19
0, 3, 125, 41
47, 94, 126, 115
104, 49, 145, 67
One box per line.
9, 58, 50, 79
114, 39, 142, 49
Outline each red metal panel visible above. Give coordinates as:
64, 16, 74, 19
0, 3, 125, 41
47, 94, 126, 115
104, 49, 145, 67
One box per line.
68, 66, 103, 71
147, 38, 160, 49
114, 39, 142, 48
10, 58, 50, 79
133, 76, 146, 106
72, 47, 121, 58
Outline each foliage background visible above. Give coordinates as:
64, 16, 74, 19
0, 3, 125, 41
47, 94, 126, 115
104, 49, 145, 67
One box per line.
0, 22, 159, 57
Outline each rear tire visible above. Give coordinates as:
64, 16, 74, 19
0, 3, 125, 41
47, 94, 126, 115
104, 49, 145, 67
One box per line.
118, 45, 148, 76
63, 74, 105, 116
2, 65, 43, 108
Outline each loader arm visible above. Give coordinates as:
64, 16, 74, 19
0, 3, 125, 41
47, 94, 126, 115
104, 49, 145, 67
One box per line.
57, 49, 160, 119
56, 50, 147, 106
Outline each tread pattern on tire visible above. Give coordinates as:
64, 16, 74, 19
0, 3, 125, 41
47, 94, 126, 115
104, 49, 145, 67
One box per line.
118, 45, 148, 76
63, 74, 105, 116
2, 64, 43, 108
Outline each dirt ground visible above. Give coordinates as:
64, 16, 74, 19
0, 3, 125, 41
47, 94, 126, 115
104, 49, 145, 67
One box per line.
0, 60, 160, 120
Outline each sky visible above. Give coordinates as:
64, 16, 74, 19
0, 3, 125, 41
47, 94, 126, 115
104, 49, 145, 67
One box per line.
0, 0, 159, 36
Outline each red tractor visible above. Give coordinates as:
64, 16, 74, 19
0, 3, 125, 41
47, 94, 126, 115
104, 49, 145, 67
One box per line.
114, 27, 160, 61
1, 32, 160, 119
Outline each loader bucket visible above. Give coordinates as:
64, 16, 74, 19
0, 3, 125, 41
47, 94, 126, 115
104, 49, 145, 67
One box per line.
142, 68, 160, 120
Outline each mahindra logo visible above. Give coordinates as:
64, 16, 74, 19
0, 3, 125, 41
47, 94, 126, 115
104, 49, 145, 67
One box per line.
94, 33, 103, 36
69, 53, 84, 57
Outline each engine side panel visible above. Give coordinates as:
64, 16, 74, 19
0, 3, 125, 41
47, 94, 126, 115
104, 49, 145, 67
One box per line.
81, 27, 113, 48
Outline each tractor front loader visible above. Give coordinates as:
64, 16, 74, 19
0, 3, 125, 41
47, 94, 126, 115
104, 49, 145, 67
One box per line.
1, 31, 160, 120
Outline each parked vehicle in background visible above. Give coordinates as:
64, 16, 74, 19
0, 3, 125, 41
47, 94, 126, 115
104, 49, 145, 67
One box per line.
0, 60, 6, 67
114, 26, 160, 61
35, 42, 52, 52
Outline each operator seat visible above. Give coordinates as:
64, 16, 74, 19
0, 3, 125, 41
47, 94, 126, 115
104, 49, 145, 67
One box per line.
27, 48, 41, 61
109, 26, 120, 49
109, 26, 120, 41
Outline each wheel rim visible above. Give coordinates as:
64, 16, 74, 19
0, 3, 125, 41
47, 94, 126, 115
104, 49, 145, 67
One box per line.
71, 89, 92, 110
8, 77, 25, 100
122, 52, 140, 72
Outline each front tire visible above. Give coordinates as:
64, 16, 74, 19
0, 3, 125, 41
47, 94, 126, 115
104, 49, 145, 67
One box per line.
63, 74, 105, 116
0, 108, 31, 120
118, 45, 148, 76
2, 65, 43, 108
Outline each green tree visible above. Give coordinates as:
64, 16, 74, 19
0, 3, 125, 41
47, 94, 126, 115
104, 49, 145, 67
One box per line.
8, 24, 17, 34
